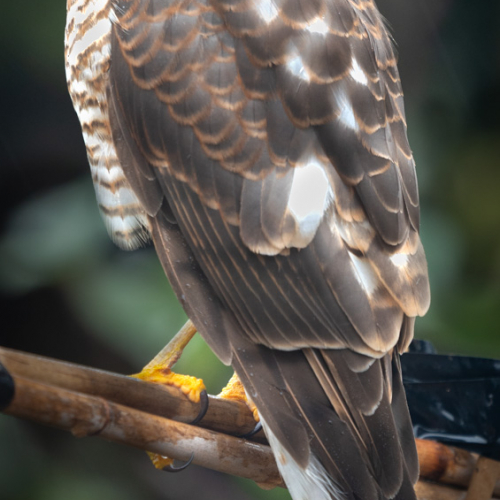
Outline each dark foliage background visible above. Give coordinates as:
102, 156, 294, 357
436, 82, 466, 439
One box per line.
1, 1, 499, 499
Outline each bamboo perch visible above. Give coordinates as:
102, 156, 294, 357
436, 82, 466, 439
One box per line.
3, 374, 282, 487
465, 457, 500, 500
1, 346, 499, 498
0, 346, 257, 437
416, 439, 500, 495
416, 481, 474, 500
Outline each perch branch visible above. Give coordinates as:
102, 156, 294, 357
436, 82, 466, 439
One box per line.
1, 346, 499, 498
2, 374, 282, 487
0, 346, 258, 436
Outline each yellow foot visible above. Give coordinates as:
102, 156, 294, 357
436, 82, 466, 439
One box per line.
132, 320, 205, 470
147, 452, 174, 470
132, 366, 205, 404
146, 451, 194, 472
219, 372, 259, 423
132, 319, 205, 403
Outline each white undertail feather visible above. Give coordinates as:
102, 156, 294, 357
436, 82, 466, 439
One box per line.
261, 417, 345, 500
65, 0, 150, 250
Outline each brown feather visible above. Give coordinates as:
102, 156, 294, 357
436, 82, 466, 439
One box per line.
101, 1, 432, 499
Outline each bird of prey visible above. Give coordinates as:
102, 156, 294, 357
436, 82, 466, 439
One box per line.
65, 0, 430, 499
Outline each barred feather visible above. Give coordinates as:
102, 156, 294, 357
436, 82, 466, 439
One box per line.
65, 0, 151, 249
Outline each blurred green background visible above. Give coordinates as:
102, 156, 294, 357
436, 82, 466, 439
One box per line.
1, 1, 499, 499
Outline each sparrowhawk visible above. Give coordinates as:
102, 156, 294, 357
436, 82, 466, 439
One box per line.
65, 1, 430, 498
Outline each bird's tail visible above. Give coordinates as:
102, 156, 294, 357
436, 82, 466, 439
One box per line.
231, 324, 418, 500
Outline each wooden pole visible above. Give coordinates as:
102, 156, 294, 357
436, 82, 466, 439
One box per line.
0, 346, 257, 436
465, 457, 500, 500
416, 481, 469, 500
1, 346, 499, 498
2, 374, 283, 487
416, 439, 500, 495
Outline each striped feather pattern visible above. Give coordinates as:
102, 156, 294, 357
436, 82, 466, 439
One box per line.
65, 0, 151, 249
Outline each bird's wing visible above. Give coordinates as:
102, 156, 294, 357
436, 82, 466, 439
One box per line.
105, 0, 430, 498
109, 0, 429, 354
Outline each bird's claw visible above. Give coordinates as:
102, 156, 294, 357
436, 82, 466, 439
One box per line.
163, 452, 195, 473
237, 421, 262, 439
189, 389, 208, 425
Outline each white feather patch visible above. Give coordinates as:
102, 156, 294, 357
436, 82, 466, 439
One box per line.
349, 58, 369, 86
261, 417, 345, 500
286, 54, 311, 82
104, 214, 150, 247
335, 88, 357, 131
348, 252, 379, 295
287, 159, 333, 247
255, 0, 279, 24
306, 17, 329, 35
94, 184, 140, 208
390, 252, 409, 268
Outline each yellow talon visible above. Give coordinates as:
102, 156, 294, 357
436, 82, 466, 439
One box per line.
146, 451, 174, 470
134, 364, 205, 471
219, 372, 259, 422
131, 320, 205, 470
132, 366, 205, 404
131, 320, 205, 403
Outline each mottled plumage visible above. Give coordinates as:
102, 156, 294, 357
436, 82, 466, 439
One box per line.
65, 0, 430, 498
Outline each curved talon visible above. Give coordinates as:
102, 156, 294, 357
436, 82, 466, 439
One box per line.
163, 452, 195, 473
189, 389, 208, 425
237, 421, 262, 439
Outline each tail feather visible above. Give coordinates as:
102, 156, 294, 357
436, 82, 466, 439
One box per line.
307, 350, 405, 499
391, 354, 420, 485
320, 350, 405, 497
230, 328, 418, 500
